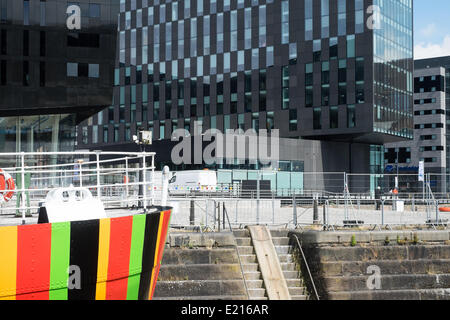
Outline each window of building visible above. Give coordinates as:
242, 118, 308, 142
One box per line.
347, 35, 355, 58
330, 106, 338, 129
355, 0, 364, 33
338, 0, 346, 35
88, 64, 99, 78
347, 105, 356, 128
321, 0, 329, 38
281, 0, 289, 44
289, 109, 297, 131
40, 0, 46, 26
0, 0, 7, 22
67, 63, 78, 77
356, 81, 365, 103
0, 60, 5, 85
1, 29, 6, 55
67, 33, 100, 48
313, 108, 321, 130
282, 66, 289, 110
305, 0, 313, 40
259, 69, 267, 111
23, 0, 29, 25
313, 40, 321, 62
89, 3, 100, 18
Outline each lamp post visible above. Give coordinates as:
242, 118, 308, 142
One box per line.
133, 129, 152, 209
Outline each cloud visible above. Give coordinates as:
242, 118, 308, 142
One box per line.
420, 23, 437, 37
415, 35, 450, 59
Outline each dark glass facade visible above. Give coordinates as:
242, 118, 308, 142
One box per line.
78, 0, 413, 170
0, 0, 118, 153
373, 0, 414, 141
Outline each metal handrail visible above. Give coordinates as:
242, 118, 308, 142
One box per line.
223, 203, 250, 301
291, 234, 320, 300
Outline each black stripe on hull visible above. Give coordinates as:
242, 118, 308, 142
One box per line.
68, 219, 100, 300
138, 212, 160, 300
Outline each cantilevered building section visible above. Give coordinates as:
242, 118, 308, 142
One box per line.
297, 0, 413, 144
0, 0, 119, 153
372, 0, 414, 143
79, 0, 413, 190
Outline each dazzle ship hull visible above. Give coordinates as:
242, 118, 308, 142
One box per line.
0, 208, 171, 300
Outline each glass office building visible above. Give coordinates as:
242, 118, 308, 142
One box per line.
0, 0, 119, 154
79, 0, 413, 187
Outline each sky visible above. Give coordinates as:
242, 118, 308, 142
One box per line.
414, 0, 450, 59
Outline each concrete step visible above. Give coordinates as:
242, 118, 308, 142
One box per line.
237, 246, 254, 255
154, 280, 247, 298
288, 287, 306, 296
320, 259, 450, 277
280, 262, 296, 271
278, 254, 294, 263
242, 263, 259, 273
235, 237, 252, 246
153, 295, 248, 300
327, 289, 450, 300
244, 271, 262, 281
286, 279, 303, 288
283, 270, 300, 279
162, 248, 238, 265
240, 254, 258, 264
324, 274, 450, 292
233, 229, 250, 238
159, 264, 244, 281
245, 279, 264, 289
249, 296, 268, 300
270, 229, 290, 238
248, 288, 266, 298
313, 245, 450, 263
274, 245, 291, 255
271, 237, 290, 246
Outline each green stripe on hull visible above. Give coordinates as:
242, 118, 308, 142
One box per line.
126, 214, 146, 300
49, 222, 71, 300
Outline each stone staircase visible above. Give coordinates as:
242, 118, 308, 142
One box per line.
153, 233, 248, 300
304, 245, 450, 300
233, 229, 267, 300
233, 229, 308, 300
271, 229, 309, 300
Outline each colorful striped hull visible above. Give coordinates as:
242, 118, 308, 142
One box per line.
0, 208, 172, 300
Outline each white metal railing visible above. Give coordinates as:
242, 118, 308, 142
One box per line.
0, 151, 156, 225
165, 197, 450, 230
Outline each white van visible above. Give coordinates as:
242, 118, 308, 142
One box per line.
169, 170, 217, 195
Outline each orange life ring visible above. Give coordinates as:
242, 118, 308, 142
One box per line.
439, 207, 450, 212
0, 169, 15, 202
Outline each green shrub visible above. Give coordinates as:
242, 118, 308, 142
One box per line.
351, 235, 357, 247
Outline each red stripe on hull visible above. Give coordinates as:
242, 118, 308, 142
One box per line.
16, 224, 52, 300
106, 216, 133, 300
